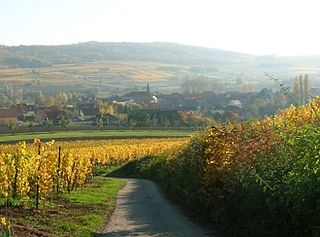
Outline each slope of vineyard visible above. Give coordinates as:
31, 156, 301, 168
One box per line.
127, 97, 320, 237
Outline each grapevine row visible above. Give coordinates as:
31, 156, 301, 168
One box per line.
0, 138, 185, 207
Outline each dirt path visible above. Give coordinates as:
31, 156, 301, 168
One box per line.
98, 179, 212, 237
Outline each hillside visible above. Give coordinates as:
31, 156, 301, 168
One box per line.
1, 42, 320, 94
0, 42, 255, 68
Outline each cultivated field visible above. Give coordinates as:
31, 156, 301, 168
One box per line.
0, 61, 189, 93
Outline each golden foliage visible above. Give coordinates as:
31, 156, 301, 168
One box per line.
0, 138, 185, 205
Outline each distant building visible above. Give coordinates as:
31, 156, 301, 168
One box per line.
35, 106, 67, 125
112, 98, 136, 106
151, 96, 158, 103
14, 103, 35, 115
228, 100, 242, 108
123, 84, 154, 105
0, 108, 19, 125
78, 107, 100, 121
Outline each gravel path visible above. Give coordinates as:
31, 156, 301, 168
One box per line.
98, 179, 212, 237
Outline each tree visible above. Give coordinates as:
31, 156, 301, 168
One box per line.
180, 76, 212, 94
116, 114, 127, 129
35, 91, 45, 105
129, 120, 137, 130
99, 103, 116, 116
45, 120, 53, 132
258, 88, 273, 101
127, 108, 148, 127
162, 118, 170, 131
97, 118, 104, 131
60, 116, 70, 132
14, 98, 23, 105
57, 92, 68, 105
293, 74, 311, 106
273, 91, 287, 107
0, 98, 5, 109
27, 122, 35, 134
7, 121, 16, 135
46, 96, 55, 106
106, 104, 116, 115
248, 98, 268, 118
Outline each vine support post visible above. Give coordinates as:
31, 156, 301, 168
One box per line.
56, 146, 61, 195
36, 143, 41, 210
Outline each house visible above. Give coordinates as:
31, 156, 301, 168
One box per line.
225, 105, 243, 114
19, 112, 35, 122
228, 100, 242, 108
63, 105, 75, 112
14, 103, 28, 114
151, 96, 158, 103
76, 103, 100, 121
209, 105, 225, 116
124, 91, 152, 105
0, 108, 19, 125
14, 103, 36, 122
78, 107, 100, 121
224, 105, 243, 121
112, 98, 136, 106
122, 83, 154, 105
35, 106, 67, 125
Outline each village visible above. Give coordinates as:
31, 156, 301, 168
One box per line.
0, 80, 309, 134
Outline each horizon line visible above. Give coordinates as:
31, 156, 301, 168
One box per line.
0, 41, 319, 58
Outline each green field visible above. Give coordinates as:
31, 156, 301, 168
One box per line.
0, 129, 191, 143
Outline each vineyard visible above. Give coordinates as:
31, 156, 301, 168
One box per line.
127, 97, 320, 237
1, 96, 320, 236
0, 138, 185, 208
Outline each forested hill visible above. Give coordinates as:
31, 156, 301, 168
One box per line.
0, 42, 255, 68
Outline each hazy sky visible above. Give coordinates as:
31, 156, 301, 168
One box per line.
1, 0, 320, 56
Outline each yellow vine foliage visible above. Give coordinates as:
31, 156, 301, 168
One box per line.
0, 138, 186, 205
198, 96, 320, 195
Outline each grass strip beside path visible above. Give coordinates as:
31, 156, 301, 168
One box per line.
0, 177, 126, 237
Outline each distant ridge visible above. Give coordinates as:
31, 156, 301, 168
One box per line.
0, 41, 320, 70
0, 42, 254, 68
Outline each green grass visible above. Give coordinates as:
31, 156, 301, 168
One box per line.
4, 177, 126, 237
0, 129, 191, 143
50, 177, 126, 237
66, 177, 125, 205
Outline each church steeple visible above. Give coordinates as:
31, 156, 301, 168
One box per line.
146, 83, 150, 94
